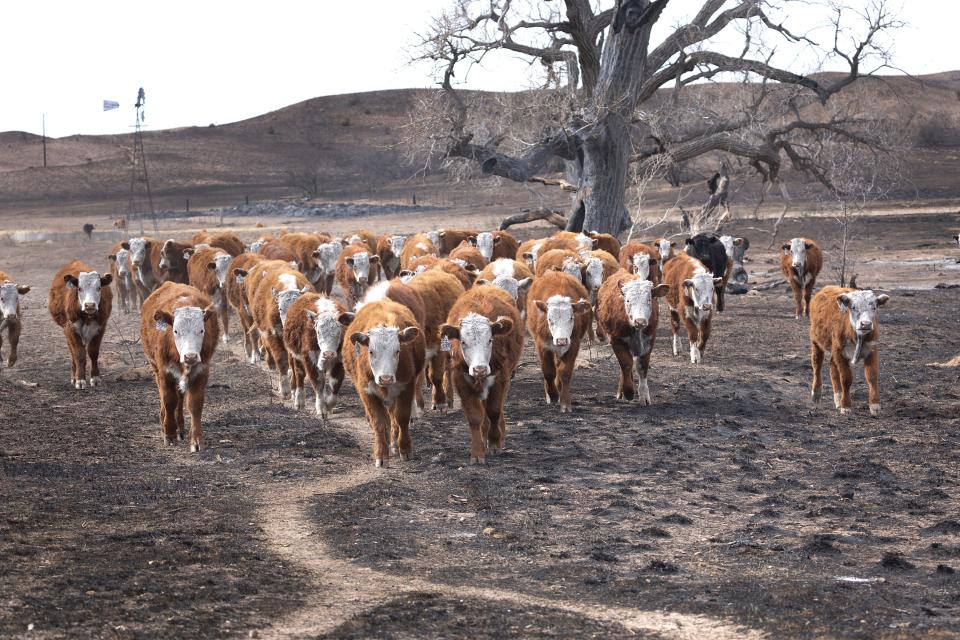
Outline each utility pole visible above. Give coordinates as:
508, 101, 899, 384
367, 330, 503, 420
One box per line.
42, 114, 47, 168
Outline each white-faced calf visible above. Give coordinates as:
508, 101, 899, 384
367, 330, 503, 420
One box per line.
48, 261, 113, 389
780, 238, 823, 319
663, 254, 721, 364
0, 271, 30, 370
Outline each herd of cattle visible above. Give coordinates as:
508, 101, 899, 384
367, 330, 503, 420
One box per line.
0, 226, 890, 465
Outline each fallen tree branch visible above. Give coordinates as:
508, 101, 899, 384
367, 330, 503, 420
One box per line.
499, 207, 568, 231
526, 176, 579, 192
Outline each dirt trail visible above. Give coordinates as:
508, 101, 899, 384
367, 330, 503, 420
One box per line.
256, 413, 767, 640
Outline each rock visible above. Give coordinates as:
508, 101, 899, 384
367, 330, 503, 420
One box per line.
880, 552, 915, 570
482, 527, 495, 536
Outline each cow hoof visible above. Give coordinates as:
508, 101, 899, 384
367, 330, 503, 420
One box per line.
89, 376, 101, 387
560, 405, 570, 414
833, 393, 842, 410
178, 430, 186, 441
163, 436, 175, 446
190, 442, 201, 453
471, 457, 486, 465
389, 444, 398, 455
869, 403, 881, 417
399, 453, 410, 462
375, 458, 387, 468
839, 407, 851, 416
811, 389, 822, 405
75, 379, 87, 390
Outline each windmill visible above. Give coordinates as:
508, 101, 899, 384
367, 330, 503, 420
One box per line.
126, 87, 156, 233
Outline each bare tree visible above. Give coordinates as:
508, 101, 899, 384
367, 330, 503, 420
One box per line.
287, 165, 324, 199
411, 0, 903, 235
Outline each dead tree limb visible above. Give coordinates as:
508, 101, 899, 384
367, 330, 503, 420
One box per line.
499, 208, 569, 231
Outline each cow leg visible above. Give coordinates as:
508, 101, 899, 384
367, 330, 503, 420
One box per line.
485, 379, 508, 454
64, 327, 87, 389
158, 375, 180, 445
556, 348, 579, 413
810, 343, 825, 405
635, 349, 652, 406
443, 356, 455, 409
669, 309, 681, 356
458, 383, 488, 464
832, 350, 854, 414
186, 373, 208, 452
87, 330, 105, 387
696, 319, 712, 361
428, 353, 447, 410
537, 347, 559, 405
864, 349, 881, 416
791, 282, 803, 319
263, 333, 289, 396
684, 318, 701, 364
289, 355, 305, 410
803, 281, 815, 318
325, 362, 346, 419
6, 321, 20, 368
360, 395, 392, 467
219, 304, 230, 343
828, 357, 842, 410
611, 339, 634, 401
392, 384, 416, 462
305, 361, 325, 418
716, 285, 725, 313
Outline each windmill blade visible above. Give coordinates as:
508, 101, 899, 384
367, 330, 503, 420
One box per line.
103, 100, 120, 111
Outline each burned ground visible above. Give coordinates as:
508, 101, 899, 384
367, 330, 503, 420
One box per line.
1, 211, 959, 639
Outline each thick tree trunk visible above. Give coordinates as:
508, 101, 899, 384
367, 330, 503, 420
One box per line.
580, 116, 632, 233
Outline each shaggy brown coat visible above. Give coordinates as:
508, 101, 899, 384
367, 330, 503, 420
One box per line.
335, 244, 380, 307
400, 233, 438, 269
283, 293, 349, 419
618, 240, 663, 284
586, 232, 621, 257
437, 229, 478, 256
226, 252, 265, 362
159, 239, 192, 285
187, 246, 232, 340
491, 231, 520, 260
406, 269, 466, 410
534, 249, 582, 279
48, 260, 113, 389
780, 238, 823, 318
448, 241, 488, 271
250, 262, 313, 395
663, 253, 717, 362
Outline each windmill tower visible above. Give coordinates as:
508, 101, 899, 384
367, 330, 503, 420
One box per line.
126, 87, 156, 233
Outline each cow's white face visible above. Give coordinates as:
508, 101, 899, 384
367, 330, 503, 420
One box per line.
388, 235, 406, 257
683, 273, 720, 313
657, 239, 674, 262
274, 286, 308, 327
158, 240, 176, 270
620, 279, 667, 328
838, 290, 890, 336
128, 238, 149, 266
536, 295, 588, 347
110, 249, 132, 277
444, 313, 512, 378
561, 257, 583, 282
473, 232, 497, 260
314, 242, 341, 274
786, 238, 808, 271
345, 251, 373, 284
209, 253, 232, 288
170, 306, 206, 365
631, 253, 651, 279
583, 257, 605, 292
0, 282, 28, 319
575, 233, 594, 251
308, 298, 345, 368
719, 235, 735, 260
426, 230, 441, 247
483, 275, 531, 301
248, 240, 265, 253
352, 325, 420, 386
69, 271, 107, 314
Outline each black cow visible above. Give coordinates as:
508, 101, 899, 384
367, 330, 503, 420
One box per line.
82, 223, 95, 239
684, 234, 729, 312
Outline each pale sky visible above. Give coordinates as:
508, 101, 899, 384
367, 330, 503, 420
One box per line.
0, 1, 949, 138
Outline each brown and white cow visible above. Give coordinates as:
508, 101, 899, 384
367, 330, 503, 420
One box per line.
780, 237, 823, 319
336, 244, 380, 307
597, 272, 670, 404
526, 271, 592, 412
283, 293, 351, 418
376, 234, 407, 280
257, 238, 301, 268
810, 286, 890, 416
113, 218, 127, 230
405, 269, 466, 410
107, 242, 138, 313
48, 260, 113, 389
186, 245, 234, 342
476, 258, 534, 315
347, 229, 379, 255
491, 231, 520, 261
436, 229, 479, 256
535, 248, 584, 282
250, 262, 313, 396
441, 285, 524, 463
516, 238, 547, 268
342, 299, 425, 467
140, 282, 219, 451
158, 239, 192, 285
449, 241, 488, 272
653, 237, 678, 264
579, 249, 621, 342
619, 240, 662, 284
205, 232, 244, 257
0, 271, 30, 370
279, 232, 326, 286
126, 236, 166, 301
226, 252, 266, 363
400, 233, 437, 270
663, 253, 722, 364
586, 231, 621, 258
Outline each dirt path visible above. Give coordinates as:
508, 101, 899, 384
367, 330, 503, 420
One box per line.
256, 414, 767, 640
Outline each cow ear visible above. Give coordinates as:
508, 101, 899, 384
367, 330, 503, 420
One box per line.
522, 252, 534, 262
805, 242, 813, 250
733, 238, 744, 246
468, 237, 478, 246
108, 254, 117, 262
121, 242, 130, 250
492, 236, 501, 245
399, 269, 414, 279
476, 278, 490, 286
349, 331, 369, 346
535, 300, 548, 313
653, 284, 671, 298
99, 274, 113, 286
369, 255, 380, 264
438, 230, 447, 237
16, 285, 31, 295
439, 324, 460, 341
573, 299, 591, 314
64, 274, 79, 289
338, 312, 356, 326
289, 261, 299, 270
300, 285, 311, 293
685, 238, 694, 246
712, 277, 723, 286
781, 243, 790, 253
876, 294, 890, 306
202, 305, 216, 322
312, 249, 321, 258
619, 280, 628, 295
837, 294, 853, 310
399, 326, 420, 343
491, 316, 514, 336
207, 261, 217, 271
345, 257, 355, 266
183, 249, 194, 260
670, 241, 677, 248
517, 277, 533, 291
682, 278, 694, 289
153, 310, 174, 330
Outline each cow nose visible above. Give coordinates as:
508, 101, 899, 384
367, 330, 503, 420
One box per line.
701, 303, 713, 311
470, 365, 489, 378
322, 350, 336, 361
358, 277, 368, 284
83, 302, 97, 312
859, 321, 873, 331
376, 374, 395, 386
633, 317, 647, 328
554, 337, 569, 347
183, 352, 200, 365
